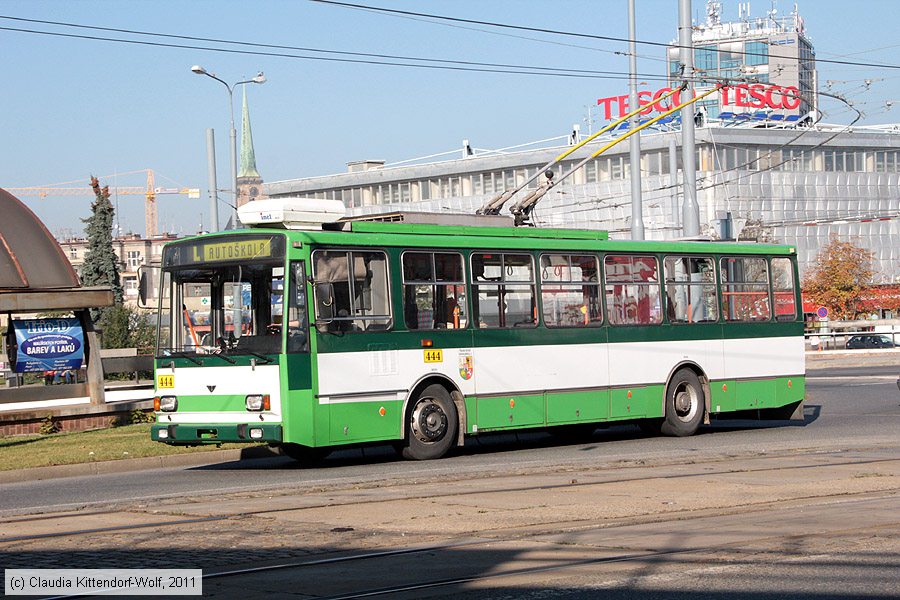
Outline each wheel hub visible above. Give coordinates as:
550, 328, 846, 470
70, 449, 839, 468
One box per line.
673, 383, 699, 422
411, 400, 447, 442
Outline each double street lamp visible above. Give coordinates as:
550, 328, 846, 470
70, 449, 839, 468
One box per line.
191, 65, 266, 230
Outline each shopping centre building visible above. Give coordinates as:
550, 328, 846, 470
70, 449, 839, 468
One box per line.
264, 2, 900, 300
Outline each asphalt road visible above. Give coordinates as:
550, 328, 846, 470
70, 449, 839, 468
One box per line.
1, 364, 897, 516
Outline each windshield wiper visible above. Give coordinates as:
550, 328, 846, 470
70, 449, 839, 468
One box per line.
160, 351, 202, 365
240, 350, 275, 364
206, 352, 236, 364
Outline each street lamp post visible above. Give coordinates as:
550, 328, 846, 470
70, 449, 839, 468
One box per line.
191, 65, 266, 228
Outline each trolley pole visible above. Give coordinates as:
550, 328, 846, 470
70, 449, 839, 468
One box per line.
628, 0, 644, 240
679, 0, 701, 236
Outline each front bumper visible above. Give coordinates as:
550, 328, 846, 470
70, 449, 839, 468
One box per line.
151, 423, 283, 444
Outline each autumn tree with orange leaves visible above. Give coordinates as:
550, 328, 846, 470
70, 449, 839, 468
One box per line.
802, 236, 874, 320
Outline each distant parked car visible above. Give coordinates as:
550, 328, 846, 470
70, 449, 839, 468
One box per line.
845, 334, 896, 349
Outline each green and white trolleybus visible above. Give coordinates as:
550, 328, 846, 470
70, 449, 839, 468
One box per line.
150, 199, 805, 462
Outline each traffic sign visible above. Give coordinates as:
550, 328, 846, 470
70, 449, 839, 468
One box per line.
816, 306, 828, 319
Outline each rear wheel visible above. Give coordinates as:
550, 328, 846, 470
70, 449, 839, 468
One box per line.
402, 384, 458, 460
660, 369, 705, 437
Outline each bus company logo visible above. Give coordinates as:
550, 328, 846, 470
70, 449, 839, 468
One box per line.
458, 350, 473, 380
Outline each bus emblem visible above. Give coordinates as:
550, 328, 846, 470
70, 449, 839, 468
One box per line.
207, 385, 216, 392
459, 350, 473, 380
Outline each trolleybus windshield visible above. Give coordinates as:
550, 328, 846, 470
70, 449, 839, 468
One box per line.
156, 235, 293, 357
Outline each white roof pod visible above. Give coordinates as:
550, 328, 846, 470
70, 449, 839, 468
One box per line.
238, 198, 346, 230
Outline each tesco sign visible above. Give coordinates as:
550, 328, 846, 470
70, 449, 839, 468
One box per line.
597, 83, 801, 119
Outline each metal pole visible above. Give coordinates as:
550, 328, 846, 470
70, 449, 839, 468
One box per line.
679, 0, 701, 236
206, 128, 219, 233
628, 0, 644, 240
669, 136, 680, 235
227, 87, 239, 228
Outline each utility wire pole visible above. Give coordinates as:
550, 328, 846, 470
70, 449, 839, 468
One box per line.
628, 0, 644, 240
679, 0, 701, 236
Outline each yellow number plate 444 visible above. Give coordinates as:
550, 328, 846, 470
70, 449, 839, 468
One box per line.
157, 374, 175, 389
423, 349, 443, 363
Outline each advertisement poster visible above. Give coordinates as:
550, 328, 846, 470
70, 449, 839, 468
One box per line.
12, 318, 85, 373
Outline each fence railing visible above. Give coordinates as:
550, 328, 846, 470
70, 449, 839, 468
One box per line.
804, 318, 900, 351
1, 355, 153, 406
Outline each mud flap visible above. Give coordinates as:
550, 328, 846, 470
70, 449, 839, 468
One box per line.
450, 389, 467, 446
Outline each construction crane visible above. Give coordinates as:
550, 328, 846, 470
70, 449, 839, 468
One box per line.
6, 169, 200, 238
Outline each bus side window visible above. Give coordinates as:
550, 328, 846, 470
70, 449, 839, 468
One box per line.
313, 250, 392, 333
771, 257, 797, 321
540, 253, 602, 327
721, 256, 771, 322
472, 252, 536, 329
402, 251, 467, 330
603, 255, 661, 325
663, 256, 718, 324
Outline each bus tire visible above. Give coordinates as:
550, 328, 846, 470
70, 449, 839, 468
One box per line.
279, 443, 330, 466
661, 369, 704, 437
402, 384, 458, 460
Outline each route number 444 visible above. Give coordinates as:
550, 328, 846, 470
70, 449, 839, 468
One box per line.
423, 349, 443, 363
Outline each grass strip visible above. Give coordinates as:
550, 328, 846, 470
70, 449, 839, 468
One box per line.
0, 424, 262, 471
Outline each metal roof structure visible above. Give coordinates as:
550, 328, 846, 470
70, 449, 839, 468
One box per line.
0, 188, 113, 312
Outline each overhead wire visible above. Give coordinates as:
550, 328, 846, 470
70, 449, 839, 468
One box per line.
312, 0, 900, 72
0, 14, 656, 77
0, 24, 671, 80
0, 21, 708, 83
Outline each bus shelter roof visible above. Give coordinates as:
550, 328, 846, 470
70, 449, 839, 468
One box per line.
0, 188, 113, 312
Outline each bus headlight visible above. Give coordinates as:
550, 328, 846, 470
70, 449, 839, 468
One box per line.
157, 396, 178, 412
245, 394, 270, 411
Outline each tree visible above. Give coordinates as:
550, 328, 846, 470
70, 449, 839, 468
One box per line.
802, 235, 874, 320
81, 176, 123, 322
99, 304, 156, 353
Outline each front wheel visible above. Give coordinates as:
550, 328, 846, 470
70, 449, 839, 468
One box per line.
402, 384, 458, 460
660, 369, 705, 437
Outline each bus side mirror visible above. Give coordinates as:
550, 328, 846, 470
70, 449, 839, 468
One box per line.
314, 282, 335, 324
137, 265, 157, 309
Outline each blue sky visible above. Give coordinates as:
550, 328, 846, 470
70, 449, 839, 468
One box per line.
2, 0, 897, 237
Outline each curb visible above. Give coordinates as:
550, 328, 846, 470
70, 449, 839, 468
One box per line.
0, 445, 281, 484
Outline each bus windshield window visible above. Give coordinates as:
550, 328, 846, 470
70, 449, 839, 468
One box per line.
472, 253, 536, 328
721, 256, 771, 321
156, 263, 284, 356
402, 252, 467, 330
313, 250, 391, 333
604, 255, 662, 325
540, 254, 602, 327
771, 257, 797, 321
664, 256, 718, 324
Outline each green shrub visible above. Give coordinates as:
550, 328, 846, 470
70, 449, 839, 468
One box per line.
39, 414, 60, 435
129, 409, 155, 425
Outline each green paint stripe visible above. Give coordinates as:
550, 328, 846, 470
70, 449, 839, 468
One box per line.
175, 395, 247, 412
315, 322, 803, 353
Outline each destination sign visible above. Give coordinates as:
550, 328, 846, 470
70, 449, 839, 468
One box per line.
195, 239, 272, 262
164, 235, 285, 267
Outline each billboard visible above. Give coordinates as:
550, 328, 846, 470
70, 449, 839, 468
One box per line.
10, 318, 85, 373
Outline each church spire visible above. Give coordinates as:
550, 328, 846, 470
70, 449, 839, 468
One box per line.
238, 86, 260, 179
